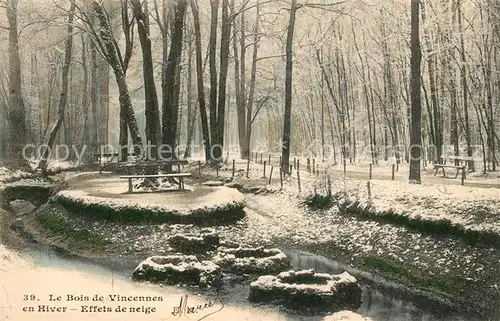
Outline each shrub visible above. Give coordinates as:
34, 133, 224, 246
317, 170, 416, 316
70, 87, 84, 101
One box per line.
302, 193, 334, 211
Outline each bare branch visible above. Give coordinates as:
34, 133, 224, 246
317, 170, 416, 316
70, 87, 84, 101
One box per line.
256, 53, 286, 61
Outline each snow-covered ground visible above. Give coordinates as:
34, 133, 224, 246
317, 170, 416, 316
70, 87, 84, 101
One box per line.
1, 244, 315, 321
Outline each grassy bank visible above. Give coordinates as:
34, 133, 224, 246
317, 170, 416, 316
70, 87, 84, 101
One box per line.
337, 196, 500, 248
25, 205, 114, 256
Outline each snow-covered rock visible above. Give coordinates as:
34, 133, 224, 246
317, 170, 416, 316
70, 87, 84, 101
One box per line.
212, 246, 290, 275
201, 180, 225, 187
324, 310, 373, 321
8, 199, 36, 216
249, 269, 362, 310
132, 255, 221, 287
168, 232, 220, 254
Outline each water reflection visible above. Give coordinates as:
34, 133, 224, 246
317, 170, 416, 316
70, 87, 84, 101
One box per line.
286, 250, 470, 321
17, 240, 473, 321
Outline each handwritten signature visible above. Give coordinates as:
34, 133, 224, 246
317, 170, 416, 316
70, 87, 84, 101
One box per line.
169, 293, 224, 321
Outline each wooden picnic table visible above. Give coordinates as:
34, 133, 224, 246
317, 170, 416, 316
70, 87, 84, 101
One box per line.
433, 155, 473, 179
120, 173, 192, 193
119, 159, 190, 192
122, 159, 188, 173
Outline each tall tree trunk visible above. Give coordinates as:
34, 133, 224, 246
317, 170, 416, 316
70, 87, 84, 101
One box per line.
448, 1, 459, 160
6, 0, 27, 167
233, 10, 247, 158
215, 0, 232, 161
162, 0, 186, 160
191, 0, 210, 161
39, 3, 76, 172
208, 0, 219, 161
90, 36, 99, 160
281, 0, 298, 173
245, 2, 259, 161
409, 0, 422, 183
93, 0, 143, 156
421, 2, 442, 163
131, 0, 161, 162
184, 33, 195, 159
80, 35, 91, 162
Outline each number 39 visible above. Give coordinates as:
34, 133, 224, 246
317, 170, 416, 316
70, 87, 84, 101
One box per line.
23, 294, 36, 301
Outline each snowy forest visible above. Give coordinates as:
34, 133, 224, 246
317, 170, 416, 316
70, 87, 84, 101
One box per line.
0, 0, 499, 178
3, 2, 500, 320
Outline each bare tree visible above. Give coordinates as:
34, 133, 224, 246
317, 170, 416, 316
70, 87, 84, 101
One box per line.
280, 0, 298, 174
161, 0, 187, 160
191, 0, 211, 161
131, 0, 161, 162
409, 0, 421, 183
5, 0, 27, 167
38, 3, 76, 172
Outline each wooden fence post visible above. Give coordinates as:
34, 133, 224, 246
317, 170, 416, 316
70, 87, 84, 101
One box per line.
268, 154, 271, 165
232, 159, 235, 177
327, 175, 331, 197
297, 170, 301, 193
313, 159, 316, 174
392, 164, 395, 180
269, 166, 273, 184
289, 164, 293, 174
216, 166, 219, 176
198, 160, 201, 175
461, 168, 465, 186
263, 161, 267, 178
293, 158, 296, 169
307, 158, 311, 172
260, 153, 263, 164
369, 163, 372, 180
246, 159, 250, 178
297, 160, 300, 171
367, 181, 371, 199
280, 168, 283, 189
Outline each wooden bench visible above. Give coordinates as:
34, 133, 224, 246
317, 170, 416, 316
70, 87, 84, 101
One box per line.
433, 155, 473, 179
120, 173, 192, 193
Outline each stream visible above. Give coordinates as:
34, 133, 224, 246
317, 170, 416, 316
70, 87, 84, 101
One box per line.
7, 215, 476, 321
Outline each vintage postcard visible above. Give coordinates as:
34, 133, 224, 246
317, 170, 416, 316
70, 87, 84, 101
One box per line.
1, 0, 499, 320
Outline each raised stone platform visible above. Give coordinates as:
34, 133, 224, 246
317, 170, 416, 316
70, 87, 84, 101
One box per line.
54, 175, 246, 224
132, 255, 221, 287
212, 246, 290, 275
249, 269, 362, 311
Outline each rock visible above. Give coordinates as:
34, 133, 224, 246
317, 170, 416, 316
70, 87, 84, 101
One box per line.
225, 182, 243, 190
223, 177, 233, 183
219, 240, 240, 248
212, 246, 290, 275
201, 180, 225, 187
249, 270, 362, 311
8, 200, 36, 216
132, 255, 221, 287
324, 311, 373, 321
168, 232, 220, 254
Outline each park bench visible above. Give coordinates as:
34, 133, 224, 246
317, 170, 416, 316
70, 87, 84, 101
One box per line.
120, 173, 192, 193
433, 155, 473, 179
